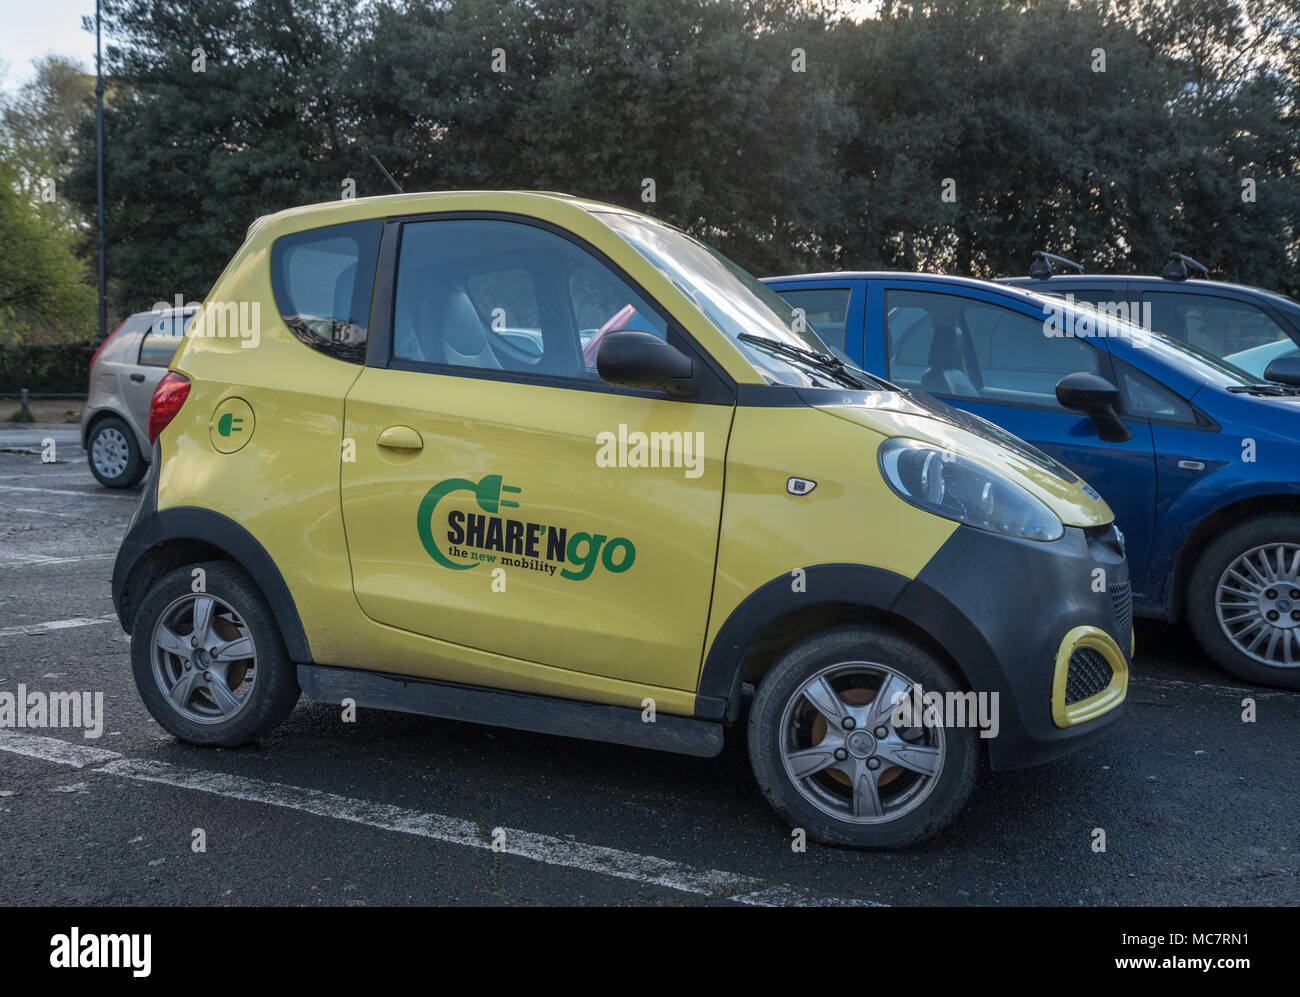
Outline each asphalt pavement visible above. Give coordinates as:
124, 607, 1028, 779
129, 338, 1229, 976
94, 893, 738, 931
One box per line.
1, 426, 1296, 906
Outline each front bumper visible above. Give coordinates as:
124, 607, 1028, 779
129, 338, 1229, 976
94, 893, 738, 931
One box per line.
895, 522, 1131, 770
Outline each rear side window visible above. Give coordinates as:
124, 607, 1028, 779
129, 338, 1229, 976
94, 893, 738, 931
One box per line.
1143, 291, 1290, 358
138, 312, 193, 367
271, 220, 383, 363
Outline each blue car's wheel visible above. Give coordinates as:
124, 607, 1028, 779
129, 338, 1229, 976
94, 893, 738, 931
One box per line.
1189, 514, 1300, 689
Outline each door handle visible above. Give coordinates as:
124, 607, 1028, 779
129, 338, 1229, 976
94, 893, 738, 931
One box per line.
129, 373, 146, 382
377, 425, 423, 450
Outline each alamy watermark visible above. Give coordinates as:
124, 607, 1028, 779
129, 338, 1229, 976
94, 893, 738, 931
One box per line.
595, 424, 704, 479
889, 684, 999, 739
1044, 294, 1152, 346
152, 294, 261, 348
0, 686, 104, 738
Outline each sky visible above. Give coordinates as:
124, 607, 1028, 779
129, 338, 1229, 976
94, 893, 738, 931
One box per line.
0, 0, 99, 91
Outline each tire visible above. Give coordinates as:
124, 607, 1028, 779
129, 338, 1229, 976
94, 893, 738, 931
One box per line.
130, 561, 301, 746
87, 415, 146, 488
1187, 513, 1300, 689
747, 624, 979, 849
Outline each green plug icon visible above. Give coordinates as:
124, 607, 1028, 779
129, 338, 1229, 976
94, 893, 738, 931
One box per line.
474, 474, 521, 513
217, 413, 244, 437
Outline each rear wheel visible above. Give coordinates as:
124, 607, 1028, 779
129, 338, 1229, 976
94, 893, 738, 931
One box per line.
1188, 514, 1300, 689
87, 416, 146, 488
748, 625, 978, 849
130, 561, 300, 746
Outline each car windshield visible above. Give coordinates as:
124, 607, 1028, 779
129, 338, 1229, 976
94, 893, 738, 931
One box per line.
599, 211, 886, 389
1020, 291, 1258, 388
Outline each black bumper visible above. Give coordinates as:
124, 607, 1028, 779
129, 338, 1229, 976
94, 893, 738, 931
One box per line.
897, 522, 1131, 771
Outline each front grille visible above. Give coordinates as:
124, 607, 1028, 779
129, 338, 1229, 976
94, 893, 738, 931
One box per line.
1065, 646, 1113, 704
1110, 581, 1133, 655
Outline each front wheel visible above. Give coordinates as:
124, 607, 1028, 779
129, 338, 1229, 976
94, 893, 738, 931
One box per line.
1188, 514, 1300, 689
748, 625, 979, 849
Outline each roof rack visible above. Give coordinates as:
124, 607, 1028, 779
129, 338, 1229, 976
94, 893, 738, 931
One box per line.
1028, 250, 1084, 280
1162, 252, 1209, 281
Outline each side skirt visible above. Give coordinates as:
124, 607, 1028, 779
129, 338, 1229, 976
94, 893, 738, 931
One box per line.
296, 664, 725, 758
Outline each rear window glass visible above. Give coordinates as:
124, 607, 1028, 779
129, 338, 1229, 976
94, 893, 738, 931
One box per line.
271, 220, 383, 363
138, 312, 194, 367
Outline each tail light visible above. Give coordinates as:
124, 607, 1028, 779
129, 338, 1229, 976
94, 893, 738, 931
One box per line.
148, 372, 191, 443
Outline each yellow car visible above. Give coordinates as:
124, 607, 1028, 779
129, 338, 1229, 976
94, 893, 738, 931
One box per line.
113, 192, 1130, 847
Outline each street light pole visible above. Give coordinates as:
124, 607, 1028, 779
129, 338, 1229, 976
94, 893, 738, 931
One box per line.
95, 0, 107, 343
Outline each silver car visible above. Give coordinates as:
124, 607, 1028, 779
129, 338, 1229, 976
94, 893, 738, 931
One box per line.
81, 306, 196, 487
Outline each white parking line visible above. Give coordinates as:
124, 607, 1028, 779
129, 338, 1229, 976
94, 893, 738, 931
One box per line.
1135, 676, 1289, 698
13, 507, 84, 519
0, 730, 879, 907
0, 552, 115, 569
0, 614, 118, 638
0, 484, 136, 499
0, 730, 123, 767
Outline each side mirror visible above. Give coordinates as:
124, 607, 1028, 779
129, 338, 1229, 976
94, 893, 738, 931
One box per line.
1056, 372, 1132, 443
1263, 355, 1300, 388
596, 331, 696, 397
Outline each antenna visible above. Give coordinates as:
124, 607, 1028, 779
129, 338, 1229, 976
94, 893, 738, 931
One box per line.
371, 155, 404, 195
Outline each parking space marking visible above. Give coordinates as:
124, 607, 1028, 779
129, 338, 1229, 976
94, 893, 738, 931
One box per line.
1135, 676, 1289, 698
0, 614, 119, 638
0, 484, 136, 499
0, 553, 115, 568
13, 507, 85, 519
0, 731, 879, 907
0, 730, 123, 768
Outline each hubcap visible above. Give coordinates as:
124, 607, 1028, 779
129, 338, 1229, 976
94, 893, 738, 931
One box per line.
91, 426, 130, 479
1215, 542, 1300, 668
778, 661, 944, 825
150, 593, 257, 723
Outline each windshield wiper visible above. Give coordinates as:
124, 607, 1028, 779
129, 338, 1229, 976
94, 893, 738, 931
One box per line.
738, 333, 885, 390
1227, 383, 1300, 396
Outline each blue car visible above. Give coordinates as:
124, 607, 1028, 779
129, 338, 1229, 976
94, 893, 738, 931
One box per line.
999, 252, 1300, 381
764, 271, 1300, 688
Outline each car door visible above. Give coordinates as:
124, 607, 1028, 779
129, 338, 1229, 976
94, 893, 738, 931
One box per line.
340, 215, 734, 692
761, 280, 864, 362
871, 280, 1159, 592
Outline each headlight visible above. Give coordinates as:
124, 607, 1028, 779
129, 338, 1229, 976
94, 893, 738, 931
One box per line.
878, 438, 1064, 542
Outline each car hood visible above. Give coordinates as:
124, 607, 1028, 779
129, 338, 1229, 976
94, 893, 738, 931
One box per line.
804, 388, 1114, 528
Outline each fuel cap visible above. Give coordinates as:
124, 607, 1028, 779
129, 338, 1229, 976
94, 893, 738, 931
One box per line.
210, 397, 254, 454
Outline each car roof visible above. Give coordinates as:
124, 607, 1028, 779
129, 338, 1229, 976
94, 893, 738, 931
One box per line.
765, 270, 1061, 308
1000, 274, 1300, 313
246, 190, 641, 241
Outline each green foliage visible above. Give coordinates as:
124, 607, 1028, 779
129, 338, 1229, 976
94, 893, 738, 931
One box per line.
64, 0, 1300, 310
0, 340, 98, 393
0, 144, 98, 341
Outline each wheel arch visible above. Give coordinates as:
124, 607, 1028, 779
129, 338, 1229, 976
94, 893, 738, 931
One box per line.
113, 506, 312, 662
83, 405, 149, 456
695, 564, 978, 722
1166, 494, 1300, 622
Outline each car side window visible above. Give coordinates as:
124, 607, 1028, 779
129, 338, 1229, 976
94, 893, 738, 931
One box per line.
271, 219, 383, 364
1143, 292, 1290, 358
392, 219, 667, 379
1113, 359, 1197, 424
138, 313, 190, 367
886, 289, 1100, 408
771, 288, 851, 351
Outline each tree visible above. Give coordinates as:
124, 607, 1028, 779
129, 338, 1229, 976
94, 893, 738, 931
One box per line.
0, 142, 97, 340
67, 0, 367, 313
